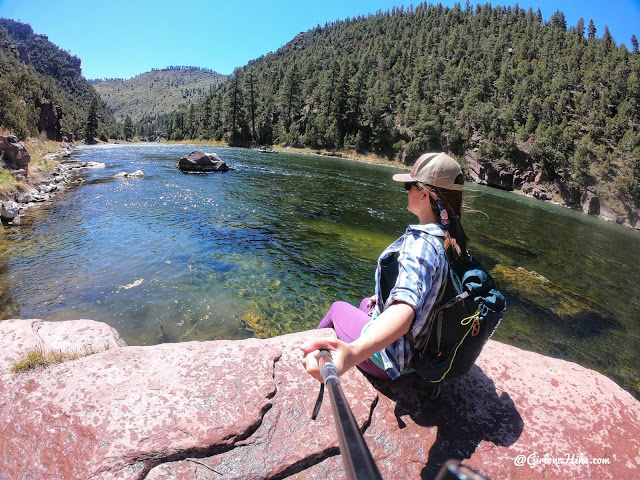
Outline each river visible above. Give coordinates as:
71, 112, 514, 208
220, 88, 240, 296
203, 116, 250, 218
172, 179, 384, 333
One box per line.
1, 144, 638, 399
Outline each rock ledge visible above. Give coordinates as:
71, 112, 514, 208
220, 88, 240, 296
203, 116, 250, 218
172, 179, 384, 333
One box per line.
0, 319, 638, 479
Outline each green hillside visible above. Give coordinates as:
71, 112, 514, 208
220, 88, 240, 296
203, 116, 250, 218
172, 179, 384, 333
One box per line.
0, 18, 118, 141
91, 67, 227, 124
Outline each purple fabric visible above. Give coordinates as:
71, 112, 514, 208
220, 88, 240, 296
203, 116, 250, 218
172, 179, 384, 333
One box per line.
318, 299, 388, 379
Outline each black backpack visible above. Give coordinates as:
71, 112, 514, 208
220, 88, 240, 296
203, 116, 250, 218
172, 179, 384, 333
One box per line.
379, 241, 506, 383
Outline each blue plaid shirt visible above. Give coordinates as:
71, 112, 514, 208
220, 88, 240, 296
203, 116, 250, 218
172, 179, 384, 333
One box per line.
371, 223, 448, 379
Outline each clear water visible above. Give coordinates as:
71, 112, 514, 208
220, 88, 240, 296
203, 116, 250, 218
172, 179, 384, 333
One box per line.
1, 144, 638, 399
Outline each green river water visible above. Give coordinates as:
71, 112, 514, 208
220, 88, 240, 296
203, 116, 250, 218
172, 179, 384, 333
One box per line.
1, 144, 638, 399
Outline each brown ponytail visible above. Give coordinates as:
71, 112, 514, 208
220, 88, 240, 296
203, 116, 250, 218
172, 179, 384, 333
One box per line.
425, 174, 469, 262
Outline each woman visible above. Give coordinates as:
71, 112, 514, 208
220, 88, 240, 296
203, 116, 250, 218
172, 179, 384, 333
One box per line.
301, 152, 468, 381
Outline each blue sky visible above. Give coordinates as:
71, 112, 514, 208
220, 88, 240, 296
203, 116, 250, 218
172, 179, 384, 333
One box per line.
1, 0, 639, 80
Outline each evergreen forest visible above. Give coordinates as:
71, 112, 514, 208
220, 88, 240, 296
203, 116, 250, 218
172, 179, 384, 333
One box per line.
0, 18, 118, 141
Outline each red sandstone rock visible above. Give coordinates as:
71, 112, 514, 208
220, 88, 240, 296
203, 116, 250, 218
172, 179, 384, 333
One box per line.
0, 319, 126, 374
0, 320, 639, 479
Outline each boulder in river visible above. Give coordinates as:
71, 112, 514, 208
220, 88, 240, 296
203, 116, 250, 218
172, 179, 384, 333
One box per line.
177, 150, 229, 172
1, 200, 19, 221
114, 170, 144, 178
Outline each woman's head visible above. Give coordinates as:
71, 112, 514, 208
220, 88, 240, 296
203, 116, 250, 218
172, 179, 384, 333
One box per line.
393, 153, 468, 260
392, 152, 464, 191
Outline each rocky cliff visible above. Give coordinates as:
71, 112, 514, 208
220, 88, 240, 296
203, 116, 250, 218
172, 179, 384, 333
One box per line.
1, 319, 638, 479
464, 147, 640, 230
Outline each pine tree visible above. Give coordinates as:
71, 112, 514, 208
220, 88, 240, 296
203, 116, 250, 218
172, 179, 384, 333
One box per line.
84, 97, 100, 143
603, 25, 614, 48
280, 64, 301, 134
550, 10, 567, 31
588, 20, 597, 40
575, 18, 585, 38
246, 72, 257, 140
123, 115, 134, 140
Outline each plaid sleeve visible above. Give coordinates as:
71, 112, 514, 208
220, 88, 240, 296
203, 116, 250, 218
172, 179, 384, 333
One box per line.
387, 232, 441, 312
384, 231, 447, 372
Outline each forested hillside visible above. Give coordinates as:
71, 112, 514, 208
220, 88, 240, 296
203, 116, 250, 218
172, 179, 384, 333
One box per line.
0, 18, 118, 141
146, 3, 639, 223
91, 67, 227, 138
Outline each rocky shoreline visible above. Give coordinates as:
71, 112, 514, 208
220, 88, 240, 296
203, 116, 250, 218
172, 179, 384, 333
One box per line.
0, 144, 106, 225
463, 148, 640, 230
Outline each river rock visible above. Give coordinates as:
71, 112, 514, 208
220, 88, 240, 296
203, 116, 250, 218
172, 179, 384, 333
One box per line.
16, 188, 47, 204
114, 170, 144, 178
0, 200, 19, 221
178, 150, 229, 172
1, 320, 638, 479
0, 320, 126, 365
0, 135, 30, 171
598, 201, 621, 223
532, 188, 551, 201
79, 161, 106, 169
9, 169, 27, 181
41, 183, 58, 194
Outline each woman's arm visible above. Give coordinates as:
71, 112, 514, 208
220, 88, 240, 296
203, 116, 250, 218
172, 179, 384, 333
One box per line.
300, 301, 415, 381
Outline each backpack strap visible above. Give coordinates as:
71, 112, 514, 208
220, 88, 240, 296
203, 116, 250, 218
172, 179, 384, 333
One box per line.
440, 290, 469, 310
429, 321, 477, 383
412, 275, 447, 351
428, 234, 449, 352
408, 233, 448, 351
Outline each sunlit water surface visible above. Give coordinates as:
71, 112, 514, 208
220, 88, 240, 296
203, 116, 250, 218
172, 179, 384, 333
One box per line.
1, 144, 638, 398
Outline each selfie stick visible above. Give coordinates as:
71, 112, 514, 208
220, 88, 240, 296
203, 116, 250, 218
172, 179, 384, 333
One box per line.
317, 349, 383, 480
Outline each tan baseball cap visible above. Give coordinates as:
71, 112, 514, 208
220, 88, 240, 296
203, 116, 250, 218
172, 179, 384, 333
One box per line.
392, 152, 464, 191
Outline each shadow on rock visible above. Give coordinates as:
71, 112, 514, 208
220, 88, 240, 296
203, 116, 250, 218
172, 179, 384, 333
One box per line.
368, 365, 524, 479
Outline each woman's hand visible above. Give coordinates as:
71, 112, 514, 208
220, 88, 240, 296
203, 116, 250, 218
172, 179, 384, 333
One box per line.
300, 337, 356, 382
366, 295, 377, 309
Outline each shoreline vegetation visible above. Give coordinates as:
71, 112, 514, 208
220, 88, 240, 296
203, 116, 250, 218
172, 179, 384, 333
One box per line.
2, 137, 638, 231
0, 136, 68, 201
